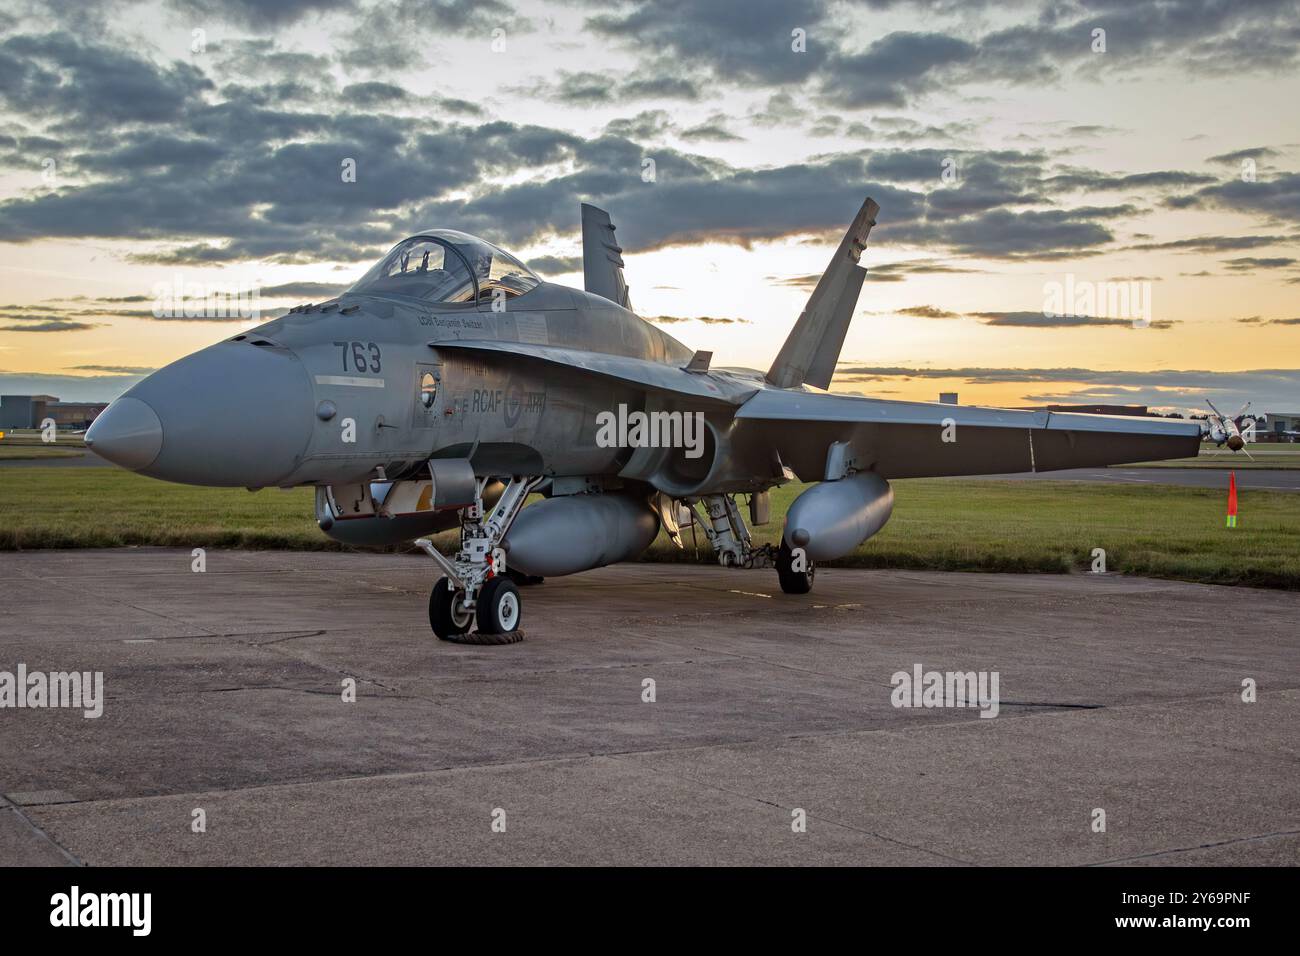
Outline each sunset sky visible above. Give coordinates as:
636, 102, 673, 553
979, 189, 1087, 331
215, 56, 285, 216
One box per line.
1, 0, 1298, 413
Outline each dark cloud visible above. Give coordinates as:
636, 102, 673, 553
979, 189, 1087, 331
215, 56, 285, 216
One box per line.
587, 0, 829, 86
603, 109, 739, 144
1222, 256, 1297, 271
69, 364, 156, 374
1175, 172, 1300, 225
53, 294, 152, 303
843, 116, 978, 144
260, 281, 352, 299
525, 69, 703, 106
0, 19, 1291, 274
168, 0, 357, 28
970, 311, 1173, 330
533, 71, 616, 106
621, 73, 704, 101
1, 319, 101, 331
338, 0, 528, 71
892, 206, 1136, 259
898, 305, 959, 319
1129, 234, 1293, 253
527, 255, 581, 275
870, 260, 987, 279
1046, 169, 1217, 192
823, 31, 976, 107
585, 0, 1300, 113
341, 81, 413, 107
0, 32, 214, 130
678, 115, 744, 142
647, 315, 751, 325
0, 304, 154, 321
1206, 146, 1280, 165
603, 110, 673, 141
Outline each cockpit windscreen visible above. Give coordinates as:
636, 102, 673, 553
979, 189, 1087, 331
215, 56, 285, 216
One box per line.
350, 231, 542, 304
348, 237, 477, 303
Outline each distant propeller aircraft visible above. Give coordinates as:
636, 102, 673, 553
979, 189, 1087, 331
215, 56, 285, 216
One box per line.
86, 198, 1202, 643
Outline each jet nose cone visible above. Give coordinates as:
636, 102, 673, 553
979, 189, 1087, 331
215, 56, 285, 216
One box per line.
124, 339, 315, 487
85, 397, 163, 471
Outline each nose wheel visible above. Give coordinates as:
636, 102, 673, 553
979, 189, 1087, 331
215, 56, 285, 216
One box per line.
476, 577, 521, 635
428, 577, 473, 639
416, 474, 541, 646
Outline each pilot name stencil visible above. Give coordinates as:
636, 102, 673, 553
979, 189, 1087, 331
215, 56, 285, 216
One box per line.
427, 315, 485, 331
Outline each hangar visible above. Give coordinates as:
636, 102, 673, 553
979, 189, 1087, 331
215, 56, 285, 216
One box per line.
0, 394, 109, 430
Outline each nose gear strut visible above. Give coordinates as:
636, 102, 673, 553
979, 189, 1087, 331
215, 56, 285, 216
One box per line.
416, 474, 544, 644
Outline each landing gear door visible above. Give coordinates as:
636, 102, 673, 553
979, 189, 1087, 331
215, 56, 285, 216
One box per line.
413, 363, 442, 429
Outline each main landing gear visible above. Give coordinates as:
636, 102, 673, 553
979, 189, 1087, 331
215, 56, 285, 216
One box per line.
688, 493, 816, 595
416, 475, 542, 645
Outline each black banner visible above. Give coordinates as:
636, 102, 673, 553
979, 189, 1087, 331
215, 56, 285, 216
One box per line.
0, 866, 1285, 940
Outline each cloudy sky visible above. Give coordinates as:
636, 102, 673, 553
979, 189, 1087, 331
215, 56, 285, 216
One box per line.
1, 0, 1298, 414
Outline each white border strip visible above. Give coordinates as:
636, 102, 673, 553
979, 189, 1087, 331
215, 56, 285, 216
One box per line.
315, 375, 385, 388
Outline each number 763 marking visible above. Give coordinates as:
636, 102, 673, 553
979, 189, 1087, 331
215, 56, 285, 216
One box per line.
333, 341, 381, 373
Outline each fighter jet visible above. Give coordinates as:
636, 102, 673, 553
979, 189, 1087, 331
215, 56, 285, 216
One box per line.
1201, 400, 1264, 453
86, 199, 1202, 643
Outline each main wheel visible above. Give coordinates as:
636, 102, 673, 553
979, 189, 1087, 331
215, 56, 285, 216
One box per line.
476, 576, 522, 635
776, 540, 815, 594
429, 577, 473, 640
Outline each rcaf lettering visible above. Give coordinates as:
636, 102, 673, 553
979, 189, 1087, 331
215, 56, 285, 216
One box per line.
472, 389, 504, 413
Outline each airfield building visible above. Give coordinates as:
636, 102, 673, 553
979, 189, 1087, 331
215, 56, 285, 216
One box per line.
1265, 411, 1300, 441
0, 395, 109, 430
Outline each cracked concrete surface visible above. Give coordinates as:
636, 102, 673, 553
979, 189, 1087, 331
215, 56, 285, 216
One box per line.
0, 548, 1296, 866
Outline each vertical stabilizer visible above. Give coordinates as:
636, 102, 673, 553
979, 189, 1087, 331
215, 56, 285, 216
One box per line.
766, 197, 878, 390
581, 202, 632, 309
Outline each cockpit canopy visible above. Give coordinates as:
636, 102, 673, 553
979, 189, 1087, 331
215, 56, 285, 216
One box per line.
349, 229, 540, 304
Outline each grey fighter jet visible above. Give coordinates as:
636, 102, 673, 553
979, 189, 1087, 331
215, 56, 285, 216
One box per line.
86, 199, 1201, 642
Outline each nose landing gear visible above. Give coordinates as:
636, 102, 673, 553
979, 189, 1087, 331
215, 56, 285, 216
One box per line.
416, 474, 542, 645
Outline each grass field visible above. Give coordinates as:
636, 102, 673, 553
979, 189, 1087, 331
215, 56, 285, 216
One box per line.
0, 429, 89, 460
1131, 445, 1300, 469
0, 429, 87, 447
0, 446, 84, 460
1, 465, 1295, 589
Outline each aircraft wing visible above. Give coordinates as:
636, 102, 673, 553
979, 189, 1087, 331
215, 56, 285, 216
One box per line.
735, 388, 1203, 479
430, 340, 761, 404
